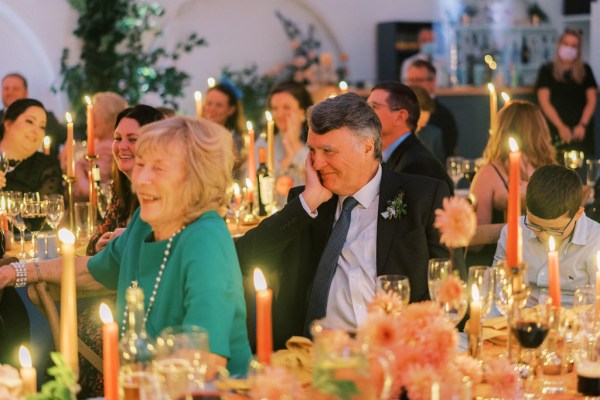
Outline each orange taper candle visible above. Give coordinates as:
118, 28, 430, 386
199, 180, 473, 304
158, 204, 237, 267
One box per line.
100, 303, 119, 400
85, 96, 95, 155
507, 137, 521, 267
547, 236, 561, 308
254, 268, 272, 364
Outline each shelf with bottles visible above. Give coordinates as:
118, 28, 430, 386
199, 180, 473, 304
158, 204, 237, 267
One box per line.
451, 24, 558, 87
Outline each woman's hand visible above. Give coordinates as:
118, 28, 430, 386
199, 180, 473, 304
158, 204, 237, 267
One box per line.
557, 124, 572, 143
573, 124, 586, 141
0, 171, 6, 188
94, 228, 126, 253
0, 265, 16, 289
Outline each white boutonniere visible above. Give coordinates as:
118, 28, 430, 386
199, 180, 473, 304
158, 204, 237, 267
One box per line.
381, 191, 407, 220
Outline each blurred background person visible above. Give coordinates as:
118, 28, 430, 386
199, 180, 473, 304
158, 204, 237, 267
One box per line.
535, 28, 597, 159
410, 84, 445, 164
400, 27, 435, 82
468, 100, 556, 265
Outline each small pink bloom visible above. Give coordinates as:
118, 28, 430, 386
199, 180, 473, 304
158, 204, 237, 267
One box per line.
358, 313, 402, 348
436, 274, 466, 307
367, 291, 404, 315
434, 196, 477, 248
484, 357, 522, 399
454, 354, 483, 384
250, 366, 302, 399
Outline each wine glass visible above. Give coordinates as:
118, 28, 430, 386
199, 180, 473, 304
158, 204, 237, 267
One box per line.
6, 191, 26, 259
510, 302, 552, 396
446, 156, 465, 188
461, 158, 478, 185
0, 152, 8, 175
428, 258, 467, 325
156, 325, 211, 399
97, 181, 113, 219
22, 195, 47, 260
44, 194, 65, 238
427, 258, 452, 301
586, 159, 600, 200
229, 182, 246, 237
563, 150, 584, 170
376, 274, 410, 304
468, 266, 493, 318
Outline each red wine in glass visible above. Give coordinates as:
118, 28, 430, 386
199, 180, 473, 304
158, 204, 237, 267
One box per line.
23, 214, 46, 232
511, 321, 549, 348
177, 391, 221, 400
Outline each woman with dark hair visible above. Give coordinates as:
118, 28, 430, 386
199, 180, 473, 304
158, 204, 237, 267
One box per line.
535, 28, 597, 158
0, 98, 62, 195
87, 104, 164, 255
204, 83, 246, 176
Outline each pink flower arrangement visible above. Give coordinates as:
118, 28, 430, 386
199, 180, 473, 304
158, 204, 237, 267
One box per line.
366, 291, 404, 316
250, 365, 303, 399
434, 196, 477, 248
484, 357, 523, 399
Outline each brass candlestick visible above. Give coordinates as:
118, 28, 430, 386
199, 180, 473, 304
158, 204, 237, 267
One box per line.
85, 154, 100, 230
500, 260, 530, 364
63, 175, 77, 232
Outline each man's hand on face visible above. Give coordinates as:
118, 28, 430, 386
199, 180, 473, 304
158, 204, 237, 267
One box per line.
301, 152, 333, 212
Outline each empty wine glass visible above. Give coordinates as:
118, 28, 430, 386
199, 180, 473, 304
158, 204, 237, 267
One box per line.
428, 258, 452, 301
376, 274, 410, 304
156, 325, 211, 399
44, 194, 65, 238
97, 181, 113, 219
563, 150, 584, 170
586, 159, 600, 199
0, 152, 8, 175
229, 182, 246, 237
6, 191, 26, 259
446, 156, 465, 187
428, 258, 467, 325
461, 158, 478, 184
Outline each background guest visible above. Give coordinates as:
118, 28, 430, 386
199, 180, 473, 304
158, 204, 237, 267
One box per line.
535, 28, 597, 158
410, 84, 445, 164
404, 59, 459, 159
469, 100, 556, 265
367, 81, 453, 192
400, 27, 435, 82
0, 73, 65, 158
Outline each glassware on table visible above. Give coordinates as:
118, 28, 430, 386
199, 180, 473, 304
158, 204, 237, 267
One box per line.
22, 195, 47, 259
0, 152, 8, 175
74, 202, 96, 245
461, 158, 478, 184
376, 274, 410, 304
510, 301, 552, 398
97, 181, 113, 219
586, 159, 600, 199
156, 325, 213, 399
564, 150, 585, 170
428, 258, 467, 325
6, 191, 26, 258
428, 258, 452, 301
468, 266, 493, 318
248, 359, 301, 400
43, 194, 64, 237
446, 156, 465, 188
574, 310, 600, 398
228, 182, 247, 237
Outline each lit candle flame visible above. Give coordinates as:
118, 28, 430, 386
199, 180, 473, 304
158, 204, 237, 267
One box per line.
549, 236, 556, 252
338, 81, 348, 91
19, 346, 32, 368
58, 228, 75, 244
207, 77, 216, 88
471, 284, 480, 302
233, 182, 240, 197
501, 92, 510, 103
246, 178, 253, 190
65, 112, 73, 124
246, 121, 253, 131
194, 91, 202, 101
328, 92, 337, 99
99, 303, 113, 324
487, 83, 495, 93
508, 137, 519, 152
253, 268, 267, 291
43, 136, 51, 147
265, 111, 273, 122
84, 95, 92, 106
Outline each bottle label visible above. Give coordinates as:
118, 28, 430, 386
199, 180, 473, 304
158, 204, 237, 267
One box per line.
259, 176, 275, 206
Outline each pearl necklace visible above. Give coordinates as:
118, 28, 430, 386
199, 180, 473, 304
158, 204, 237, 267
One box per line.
120, 226, 185, 337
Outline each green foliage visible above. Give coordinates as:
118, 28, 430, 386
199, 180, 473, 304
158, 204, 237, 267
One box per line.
55, 0, 206, 121
313, 369, 360, 400
220, 65, 276, 128
28, 353, 78, 400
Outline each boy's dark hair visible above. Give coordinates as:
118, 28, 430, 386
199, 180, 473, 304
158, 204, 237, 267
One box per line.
526, 164, 582, 218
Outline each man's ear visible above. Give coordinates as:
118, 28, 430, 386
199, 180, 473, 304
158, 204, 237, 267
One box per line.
394, 109, 409, 126
574, 206, 585, 222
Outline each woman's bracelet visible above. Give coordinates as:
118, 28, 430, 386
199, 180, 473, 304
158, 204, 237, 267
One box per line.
33, 262, 42, 284
10, 261, 27, 287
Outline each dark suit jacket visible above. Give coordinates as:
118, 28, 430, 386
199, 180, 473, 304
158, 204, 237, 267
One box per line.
236, 167, 451, 349
429, 99, 459, 159
386, 133, 454, 194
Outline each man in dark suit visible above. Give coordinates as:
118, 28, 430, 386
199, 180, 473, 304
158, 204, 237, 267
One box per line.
236, 93, 453, 349
367, 81, 454, 193
405, 59, 460, 159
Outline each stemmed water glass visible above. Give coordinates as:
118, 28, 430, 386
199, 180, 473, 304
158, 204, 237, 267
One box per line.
376, 274, 411, 304
229, 182, 247, 237
468, 266, 493, 318
563, 150, 584, 170
97, 181, 113, 219
0, 152, 8, 175
428, 258, 468, 326
461, 158, 478, 185
6, 191, 26, 258
44, 194, 64, 238
446, 156, 465, 188
22, 194, 47, 259
586, 159, 600, 200
156, 325, 211, 399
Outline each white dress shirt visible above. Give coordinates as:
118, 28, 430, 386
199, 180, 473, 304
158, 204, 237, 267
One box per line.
493, 213, 600, 307
301, 165, 382, 330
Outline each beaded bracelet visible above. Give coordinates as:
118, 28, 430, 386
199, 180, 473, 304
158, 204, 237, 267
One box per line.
11, 261, 27, 287
33, 262, 41, 284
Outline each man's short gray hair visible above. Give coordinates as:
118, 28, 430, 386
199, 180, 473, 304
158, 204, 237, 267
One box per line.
307, 93, 382, 160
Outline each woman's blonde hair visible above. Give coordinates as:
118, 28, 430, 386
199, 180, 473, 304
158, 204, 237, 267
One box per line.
482, 100, 556, 168
136, 116, 234, 223
553, 28, 585, 84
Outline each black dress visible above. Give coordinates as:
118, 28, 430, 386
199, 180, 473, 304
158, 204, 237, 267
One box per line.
535, 62, 598, 157
0, 151, 62, 365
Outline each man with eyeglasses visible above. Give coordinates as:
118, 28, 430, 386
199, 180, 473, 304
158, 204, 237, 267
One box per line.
493, 165, 600, 307
404, 60, 459, 159
367, 81, 454, 193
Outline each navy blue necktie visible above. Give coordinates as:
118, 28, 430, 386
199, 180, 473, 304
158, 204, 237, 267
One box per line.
304, 196, 359, 333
